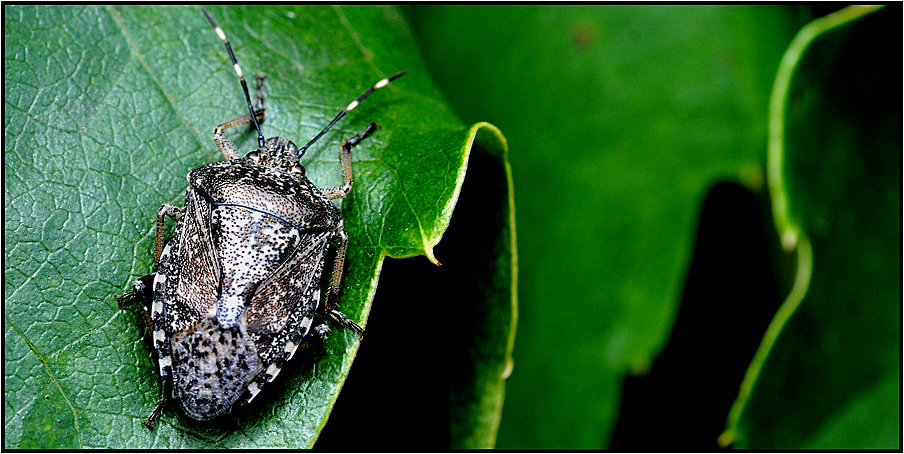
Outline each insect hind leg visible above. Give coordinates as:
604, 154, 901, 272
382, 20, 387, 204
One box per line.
327, 308, 364, 339
143, 378, 173, 430
117, 273, 171, 430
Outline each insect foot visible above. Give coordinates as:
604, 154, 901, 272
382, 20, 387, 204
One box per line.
118, 8, 405, 430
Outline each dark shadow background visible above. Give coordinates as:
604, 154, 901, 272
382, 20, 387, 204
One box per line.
609, 182, 789, 449
317, 144, 511, 450
317, 181, 792, 449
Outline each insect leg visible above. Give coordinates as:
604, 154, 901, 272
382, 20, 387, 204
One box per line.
154, 204, 183, 268
143, 378, 172, 430
211, 75, 267, 160
321, 121, 377, 200
297, 71, 406, 159
117, 274, 156, 338
117, 274, 154, 309
323, 228, 364, 338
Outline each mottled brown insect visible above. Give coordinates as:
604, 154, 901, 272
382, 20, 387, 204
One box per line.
118, 8, 405, 429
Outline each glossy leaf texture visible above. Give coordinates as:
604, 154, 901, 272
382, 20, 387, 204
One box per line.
409, 5, 801, 448
4, 5, 514, 449
721, 6, 899, 448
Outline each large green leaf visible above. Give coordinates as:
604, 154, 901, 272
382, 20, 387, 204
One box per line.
720, 6, 899, 448
4, 5, 514, 448
409, 6, 800, 448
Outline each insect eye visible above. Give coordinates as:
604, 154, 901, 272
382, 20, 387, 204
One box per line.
290, 163, 305, 175
246, 151, 261, 161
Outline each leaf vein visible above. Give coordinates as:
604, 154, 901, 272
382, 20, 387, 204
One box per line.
105, 6, 207, 163
5, 312, 83, 448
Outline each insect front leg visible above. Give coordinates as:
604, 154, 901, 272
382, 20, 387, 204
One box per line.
320, 121, 377, 200
212, 75, 267, 160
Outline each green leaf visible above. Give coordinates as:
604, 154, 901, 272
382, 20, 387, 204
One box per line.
4, 5, 514, 448
409, 5, 800, 448
720, 5, 899, 448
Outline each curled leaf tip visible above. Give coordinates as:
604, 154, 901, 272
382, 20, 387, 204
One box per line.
424, 245, 441, 266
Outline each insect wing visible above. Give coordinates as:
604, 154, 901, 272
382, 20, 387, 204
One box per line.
244, 228, 333, 339
171, 315, 260, 421
174, 188, 220, 320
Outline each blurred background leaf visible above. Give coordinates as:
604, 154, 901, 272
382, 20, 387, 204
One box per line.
4, 5, 514, 448
408, 4, 898, 449
721, 6, 899, 449
409, 5, 799, 448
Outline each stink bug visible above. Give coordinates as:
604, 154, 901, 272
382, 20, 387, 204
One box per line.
117, 8, 405, 429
